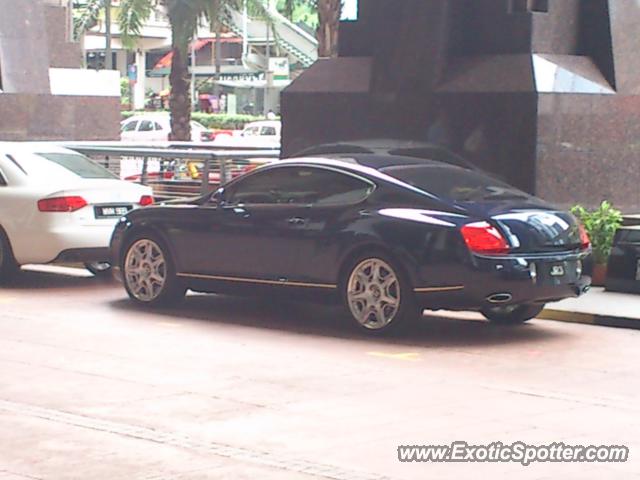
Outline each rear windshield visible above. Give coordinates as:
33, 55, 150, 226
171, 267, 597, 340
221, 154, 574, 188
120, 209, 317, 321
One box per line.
382, 165, 529, 202
34, 153, 116, 179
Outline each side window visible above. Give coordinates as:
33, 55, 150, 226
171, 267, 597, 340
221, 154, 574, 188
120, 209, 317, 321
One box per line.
122, 120, 138, 132
138, 120, 154, 132
0, 167, 7, 186
154, 122, 163, 131
225, 167, 374, 206
243, 126, 260, 137
261, 126, 277, 136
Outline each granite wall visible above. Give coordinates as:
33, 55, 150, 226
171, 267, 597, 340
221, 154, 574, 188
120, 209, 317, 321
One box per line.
282, 0, 640, 212
0, 0, 120, 141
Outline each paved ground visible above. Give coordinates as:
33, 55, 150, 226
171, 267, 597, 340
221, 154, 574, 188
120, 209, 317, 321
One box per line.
1, 267, 639, 480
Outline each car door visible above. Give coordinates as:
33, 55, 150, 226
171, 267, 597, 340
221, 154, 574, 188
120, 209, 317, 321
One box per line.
286, 167, 377, 286
170, 166, 313, 283
120, 120, 139, 141
136, 120, 160, 142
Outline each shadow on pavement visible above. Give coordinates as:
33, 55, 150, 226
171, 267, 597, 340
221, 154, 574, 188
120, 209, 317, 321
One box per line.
0, 268, 116, 290
109, 293, 567, 348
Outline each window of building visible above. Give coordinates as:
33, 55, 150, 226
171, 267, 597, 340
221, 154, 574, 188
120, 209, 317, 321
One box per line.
509, 0, 549, 13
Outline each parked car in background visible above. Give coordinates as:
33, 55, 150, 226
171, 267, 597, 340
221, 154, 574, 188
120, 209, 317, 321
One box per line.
110, 154, 592, 334
120, 114, 209, 143
212, 120, 281, 149
0, 143, 153, 279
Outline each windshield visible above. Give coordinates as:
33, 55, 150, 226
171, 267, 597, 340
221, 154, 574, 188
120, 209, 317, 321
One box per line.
382, 165, 529, 202
34, 153, 117, 179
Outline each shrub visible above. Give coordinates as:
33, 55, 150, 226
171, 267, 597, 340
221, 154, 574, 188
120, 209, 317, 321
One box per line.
571, 201, 623, 265
120, 111, 268, 130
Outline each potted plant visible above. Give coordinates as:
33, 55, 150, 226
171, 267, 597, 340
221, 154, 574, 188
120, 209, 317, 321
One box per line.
571, 201, 623, 286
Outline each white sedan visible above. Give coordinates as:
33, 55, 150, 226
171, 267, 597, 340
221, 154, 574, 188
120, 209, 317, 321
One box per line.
0, 143, 153, 279
120, 114, 208, 143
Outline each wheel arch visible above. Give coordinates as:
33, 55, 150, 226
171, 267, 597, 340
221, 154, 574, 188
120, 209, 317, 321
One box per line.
118, 222, 179, 269
337, 243, 418, 291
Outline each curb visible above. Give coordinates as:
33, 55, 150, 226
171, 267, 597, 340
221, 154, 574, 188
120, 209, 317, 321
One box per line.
540, 309, 640, 331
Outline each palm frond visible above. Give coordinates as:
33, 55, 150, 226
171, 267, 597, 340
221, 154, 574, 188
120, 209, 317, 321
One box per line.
73, 0, 103, 38
118, 0, 154, 48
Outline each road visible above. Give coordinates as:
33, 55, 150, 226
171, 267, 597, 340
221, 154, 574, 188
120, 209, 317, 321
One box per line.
0, 267, 639, 480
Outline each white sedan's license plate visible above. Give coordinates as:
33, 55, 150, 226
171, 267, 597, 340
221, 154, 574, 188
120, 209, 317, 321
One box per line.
550, 265, 565, 277
96, 206, 130, 218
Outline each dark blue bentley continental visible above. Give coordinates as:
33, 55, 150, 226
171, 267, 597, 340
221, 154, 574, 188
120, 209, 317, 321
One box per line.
110, 155, 592, 333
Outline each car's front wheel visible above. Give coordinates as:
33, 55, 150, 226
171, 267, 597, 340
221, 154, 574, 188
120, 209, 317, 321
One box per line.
342, 253, 419, 334
122, 235, 185, 306
481, 303, 545, 325
0, 230, 19, 284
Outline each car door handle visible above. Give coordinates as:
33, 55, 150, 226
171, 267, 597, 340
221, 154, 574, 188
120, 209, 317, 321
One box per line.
287, 217, 307, 226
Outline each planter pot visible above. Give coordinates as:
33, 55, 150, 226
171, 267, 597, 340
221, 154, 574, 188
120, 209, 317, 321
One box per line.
591, 263, 608, 287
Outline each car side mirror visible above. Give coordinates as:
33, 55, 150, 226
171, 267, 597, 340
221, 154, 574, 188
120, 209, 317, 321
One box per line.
210, 188, 225, 205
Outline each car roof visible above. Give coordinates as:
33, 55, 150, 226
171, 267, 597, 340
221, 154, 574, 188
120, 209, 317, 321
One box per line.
244, 120, 281, 128
279, 154, 451, 172
0, 142, 79, 157
276, 154, 462, 183
291, 139, 477, 170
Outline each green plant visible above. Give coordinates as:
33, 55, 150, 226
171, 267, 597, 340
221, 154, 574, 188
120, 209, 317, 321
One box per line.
571, 201, 623, 265
120, 112, 268, 130
120, 78, 131, 106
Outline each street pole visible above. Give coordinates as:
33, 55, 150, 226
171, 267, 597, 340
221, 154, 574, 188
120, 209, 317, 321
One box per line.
264, 23, 270, 117
104, 0, 112, 69
67, 0, 73, 41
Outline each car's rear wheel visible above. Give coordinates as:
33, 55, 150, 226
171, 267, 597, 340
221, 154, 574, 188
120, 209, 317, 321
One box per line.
0, 229, 19, 284
84, 262, 112, 278
342, 253, 419, 334
481, 303, 545, 325
122, 235, 185, 306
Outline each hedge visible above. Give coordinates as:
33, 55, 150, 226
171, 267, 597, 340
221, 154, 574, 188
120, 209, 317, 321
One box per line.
121, 111, 271, 130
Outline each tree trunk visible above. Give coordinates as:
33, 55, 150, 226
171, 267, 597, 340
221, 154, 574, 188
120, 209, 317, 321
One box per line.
317, 0, 341, 58
169, 34, 192, 141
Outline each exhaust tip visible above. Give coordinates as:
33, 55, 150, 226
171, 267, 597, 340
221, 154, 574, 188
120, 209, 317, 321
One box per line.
487, 293, 513, 304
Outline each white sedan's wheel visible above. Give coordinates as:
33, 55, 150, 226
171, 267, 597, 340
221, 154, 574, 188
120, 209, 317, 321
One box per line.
124, 239, 168, 303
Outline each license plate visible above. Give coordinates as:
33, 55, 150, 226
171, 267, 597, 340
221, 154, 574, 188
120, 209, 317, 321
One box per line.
550, 265, 565, 277
95, 205, 131, 218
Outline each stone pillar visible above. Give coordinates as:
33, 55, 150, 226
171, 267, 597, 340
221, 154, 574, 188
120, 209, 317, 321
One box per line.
133, 49, 146, 110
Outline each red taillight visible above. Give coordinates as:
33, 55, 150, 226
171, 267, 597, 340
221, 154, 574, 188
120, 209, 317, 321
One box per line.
37, 196, 87, 212
461, 221, 510, 255
578, 224, 591, 250
139, 195, 154, 207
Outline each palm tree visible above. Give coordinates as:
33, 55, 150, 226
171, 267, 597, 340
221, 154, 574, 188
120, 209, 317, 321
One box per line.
73, 0, 115, 68
316, 0, 341, 58
119, 0, 273, 141
280, 0, 342, 58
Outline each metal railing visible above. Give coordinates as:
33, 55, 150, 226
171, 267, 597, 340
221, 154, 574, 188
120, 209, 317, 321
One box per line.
64, 144, 280, 201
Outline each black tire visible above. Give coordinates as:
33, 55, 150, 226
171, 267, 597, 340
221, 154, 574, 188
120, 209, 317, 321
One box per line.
481, 303, 545, 325
340, 251, 420, 334
84, 262, 113, 278
0, 229, 19, 284
121, 233, 185, 307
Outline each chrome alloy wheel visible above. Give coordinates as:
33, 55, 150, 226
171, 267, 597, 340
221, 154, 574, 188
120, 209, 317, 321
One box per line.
347, 258, 401, 330
124, 239, 167, 302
